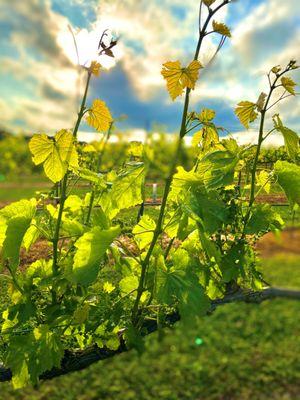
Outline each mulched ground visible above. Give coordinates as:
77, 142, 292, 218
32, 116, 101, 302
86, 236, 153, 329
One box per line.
19, 240, 51, 268
16, 227, 300, 272
256, 227, 300, 258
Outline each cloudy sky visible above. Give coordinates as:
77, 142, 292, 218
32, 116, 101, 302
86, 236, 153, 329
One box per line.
0, 0, 299, 143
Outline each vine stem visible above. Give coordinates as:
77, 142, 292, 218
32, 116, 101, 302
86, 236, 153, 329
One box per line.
2, 286, 300, 383
51, 72, 91, 282
244, 65, 293, 227
85, 122, 113, 226
131, 0, 231, 325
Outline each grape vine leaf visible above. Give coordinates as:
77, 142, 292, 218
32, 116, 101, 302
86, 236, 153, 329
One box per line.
273, 115, 299, 161
29, 130, 78, 183
161, 60, 202, 100
256, 170, 271, 194
76, 168, 106, 187
0, 199, 36, 271
119, 275, 139, 296
197, 149, 238, 190
64, 195, 83, 213
281, 76, 296, 95
220, 242, 245, 283
89, 61, 101, 76
156, 253, 209, 322
245, 204, 284, 234
192, 126, 219, 150
132, 215, 156, 250
188, 188, 228, 234
72, 225, 120, 285
274, 161, 300, 206
6, 325, 63, 389
198, 108, 216, 122
235, 101, 258, 128
86, 99, 113, 132
203, 0, 217, 6
212, 21, 231, 37
100, 164, 146, 219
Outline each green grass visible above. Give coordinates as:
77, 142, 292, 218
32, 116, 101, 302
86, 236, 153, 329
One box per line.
0, 175, 52, 201
1, 254, 299, 400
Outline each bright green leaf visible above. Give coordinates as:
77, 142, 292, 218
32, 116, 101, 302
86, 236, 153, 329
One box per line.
29, 130, 78, 183
274, 161, 300, 206
273, 115, 299, 161
212, 21, 231, 37
281, 76, 296, 95
235, 101, 258, 129
132, 215, 156, 250
72, 226, 120, 285
86, 99, 113, 132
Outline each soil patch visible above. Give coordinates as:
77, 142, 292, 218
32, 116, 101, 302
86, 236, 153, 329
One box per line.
256, 227, 300, 258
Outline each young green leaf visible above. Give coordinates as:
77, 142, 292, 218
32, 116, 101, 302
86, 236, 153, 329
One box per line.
203, 0, 217, 6
101, 164, 146, 219
273, 115, 299, 161
0, 199, 36, 271
119, 275, 139, 296
192, 126, 219, 151
86, 99, 113, 132
281, 76, 296, 95
245, 204, 284, 234
29, 130, 78, 183
71, 225, 120, 285
212, 21, 231, 37
198, 108, 216, 122
161, 60, 202, 100
188, 188, 228, 234
274, 161, 300, 206
6, 325, 63, 388
132, 215, 156, 250
197, 150, 238, 190
256, 170, 271, 194
156, 253, 209, 322
235, 101, 258, 129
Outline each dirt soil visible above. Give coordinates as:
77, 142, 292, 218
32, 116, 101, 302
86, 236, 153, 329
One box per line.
256, 227, 300, 258
17, 228, 300, 271
19, 240, 51, 268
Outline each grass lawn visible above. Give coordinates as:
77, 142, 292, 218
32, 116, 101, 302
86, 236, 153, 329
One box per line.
0, 176, 52, 202
1, 253, 299, 400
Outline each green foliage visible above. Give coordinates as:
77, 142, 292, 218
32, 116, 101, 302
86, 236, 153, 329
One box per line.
274, 160, 300, 206
197, 148, 238, 190
235, 101, 258, 128
0, 133, 42, 178
245, 204, 284, 234
100, 163, 146, 219
212, 21, 231, 37
0, 199, 36, 271
72, 226, 121, 285
273, 114, 299, 161
281, 76, 296, 95
0, 0, 299, 390
6, 325, 63, 388
86, 99, 113, 132
29, 130, 78, 183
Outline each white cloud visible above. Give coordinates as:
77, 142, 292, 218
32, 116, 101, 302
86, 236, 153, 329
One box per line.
89, 0, 229, 100
229, 130, 285, 147
0, 0, 299, 137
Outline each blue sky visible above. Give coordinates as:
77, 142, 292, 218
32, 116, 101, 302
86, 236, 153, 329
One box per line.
0, 0, 299, 143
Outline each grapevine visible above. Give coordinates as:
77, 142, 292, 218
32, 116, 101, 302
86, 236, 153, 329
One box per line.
0, 0, 299, 389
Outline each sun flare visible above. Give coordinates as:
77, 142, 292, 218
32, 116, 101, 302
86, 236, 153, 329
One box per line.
57, 26, 122, 70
